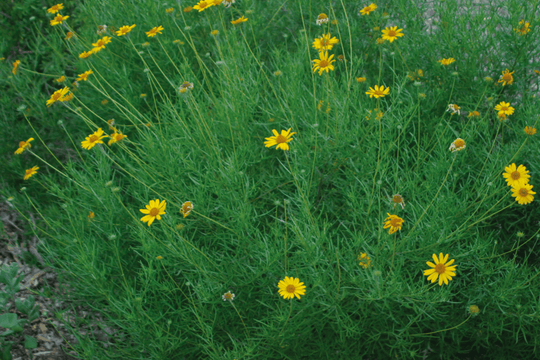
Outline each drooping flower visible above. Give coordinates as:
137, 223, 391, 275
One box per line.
184, 6, 193, 12
316, 13, 329, 26
81, 128, 107, 150
139, 199, 167, 226
108, 129, 127, 145
56, 75, 65, 83
146, 26, 164, 37
467, 111, 480, 118
312, 51, 336, 75
356, 76, 366, 83
365, 85, 389, 98
312, 33, 339, 51
47, 3, 64, 13
50, 14, 69, 26
494, 101, 514, 116
210, 29, 219, 36
423, 253, 457, 286
514, 20, 531, 35
391, 194, 405, 210
79, 51, 93, 59
381, 26, 404, 42
449, 138, 466, 152
524, 126, 537, 135
358, 253, 371, 269
91, 36, 112, 53
278, 276, 306, 300
46, 87, 70, 107
222, 291, 235, 301
193, 0, 213, 11
76, 70, 93, 82
65, 31, 73, 40
360, 3, 377, 15
88, 211, 95, 220
383, 213, 404, 234
11, 60, 21, 75
264, 128, 295, 151
116, 24, 136, 36
14, 138, 34, 155
498, 69, 514, 86
503, 163, 530, 187
23, 166, 39, 180
97, 25, 108, 35
180, 201, 194, 218
231, 15, 248, 25
511, 183, 536, 205
438, 58, 456, 66
178, 81, 194, 93
447, 104, 460, 115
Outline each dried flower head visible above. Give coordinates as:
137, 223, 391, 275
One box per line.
449, 138, 466, 152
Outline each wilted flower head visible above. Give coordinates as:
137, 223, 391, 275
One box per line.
316, 13, 329, 25
449, 138, 466, 152
447, 104, 460, 115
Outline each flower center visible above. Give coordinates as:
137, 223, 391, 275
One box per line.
96, 40, 104, 47
435, 263, 446, 274
286, 285, 296, 293
25, 169, 32, 175
501, 106, 508, 111
53, 93, 62, 101
388, 30, 396, 37
511, 171, 521, 180
319, 60, 329, 68
276, 134, 287, 144
455, 140, 465, 147
149, 208, 160, 216
503, 74, 511, 80
89, 135, 99, 143
392, 195, 402, 203
390, 218, 401, 227
519, 188, 528, 196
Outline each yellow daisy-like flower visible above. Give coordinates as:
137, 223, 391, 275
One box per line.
438, 58, 456, 66
50, 14, 69, 26
514, 20, 531, 35
502, 163, 530, 188
47, 3, 64, 13
360, 3, 377, 15
312, 51, 336, 76
365, 85, 389, 98
116, 24, 136, 36
356, 76, 366, 83
88, 211, 95, 220
358, 253, 371, 269
498, 69, 514, 86
79, 51, 93, 59
12, 60, 20, 75
76, 70, 93, 82
193, 0, 213, 11
23, 166, 39, 180
278, 276, 306, 300
46, 87, 69, 107
494, 101, 514, 116
146, 25, 164, 37
81, 128, 107, 150
65, 31, 73, 40
14, 138, 34, 155
381, 26, 404, 42
231, 15, 248, 25
467, 111, 480, 118
166, 7, 174, 13
264, 128, 296, 151
92, 36, 112, 53
423, 253, 457, 286
316, 13, 329, 26
211, 29, 219, 36
222, 291, 235, 301
383, 213, 404, 234
180, 201, 194, 218
184, 6, 193, 12
511, 183, 536, 205
312, 33, 339, 51
108, 129, 127, 146
448, 138, 466, 152
140, 199, 167, 226
524, 126, 537, 135
56, 75, 65, 83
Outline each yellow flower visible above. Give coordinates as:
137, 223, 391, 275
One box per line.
511, 183, 536, 205
502, 163, 530, 188
391, 194, 405, 209
376, 37, 384, 45
360, 3, 377, 15
116, 24, 136, 36
469, 305, 480, 314
212, 0, 223, 5
12, 60, 21, 75
222, 291, 235, 301
47, 3, 64, 13
62, 93, 74, 102
166, 7, 174, 13
264, 128, 295, 151
447, 104, 460, 115
56, 75, 65, 83
14, 138, 34, 155
358, 253, 371, 269
381, 26, 404, 42
211, 29, 219, 36
46, 87, 69, 107
156, 256, 163, 260
139, 199, 167, 226
76, 70, 93, 82
448, 138, 466, 152
407, 69, 423, 81
312, 33, 339, 51
108, 129, 127, 145
146, 25, 164, 37
535, 70, 540, 76
498, 69, 514, 86
180, 201, 194, 218
524, 126, 537, 135
92, 36, 112, 53
79, 51, 93, 59
184, 6, 193, 12
423, 253, 457, 286
50, 14, 69, 26
101, 99, 108, 105
193, 0, 213, 11
514, 20, 531, 35
494, 101, 514, 116
88, 212, 95, 220
365, 85, 389, 98
356, 76, 367, 83
278, 276, 306, 300
438, 58, 456, 66
312, 51, 336, 75
65, 31, 73, 40
231, 15, 248, 25
316, 13, 329, 26
467, 110, 480, 118
81, 128, 107, 150
383, 213, 404, 234
23, 166, 39, 180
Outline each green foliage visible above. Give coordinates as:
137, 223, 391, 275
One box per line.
3, 0, 540, 359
